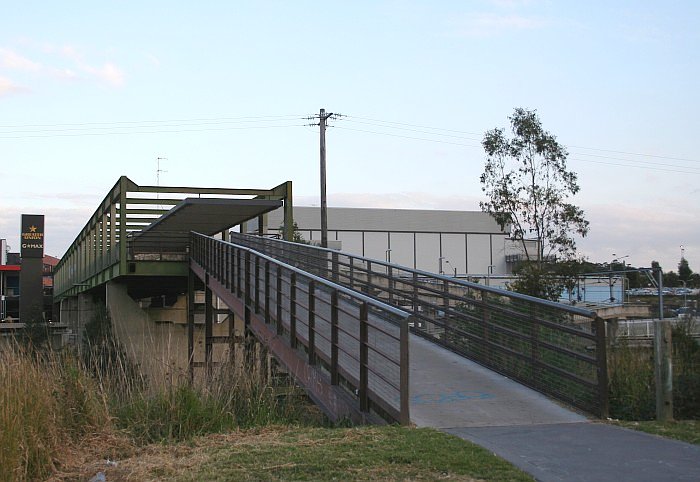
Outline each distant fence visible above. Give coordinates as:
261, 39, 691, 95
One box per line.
229, 232, 609, 417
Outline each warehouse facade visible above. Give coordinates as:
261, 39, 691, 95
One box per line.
251, 206, 533, 277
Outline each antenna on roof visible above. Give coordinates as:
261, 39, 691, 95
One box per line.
156, 157, 168, 187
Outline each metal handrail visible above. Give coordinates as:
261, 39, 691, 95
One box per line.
229, 231, 609, 417
234, 233, 598, 318
190, 232, 411, 424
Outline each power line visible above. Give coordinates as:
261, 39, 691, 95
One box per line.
334, 125, 482, 148
344, 114, 699, 165
334, 125, 699, 175
0, 123, 307, 139
0, 114, 306, 129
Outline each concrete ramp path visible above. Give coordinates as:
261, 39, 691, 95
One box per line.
409, 334, 587, 428
410, 335, 700, 481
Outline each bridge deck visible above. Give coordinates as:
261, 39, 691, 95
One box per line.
409, 334, 586, 428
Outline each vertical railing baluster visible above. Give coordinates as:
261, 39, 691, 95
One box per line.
236, 250, 242, 298
388, 266, 394, 303
308, 280, 316, 365
290, 272, 297, 348
595, 317, 609, 418
264, 260, 270, 324
331, 290, 339, 385
244, 251, 251, 330
276, 265, 283, 336
205, 273, 213, 380
359, 302, 369, 412
254, 256, 260, 314
187, 267, 195, 383
400, 316, 410, 425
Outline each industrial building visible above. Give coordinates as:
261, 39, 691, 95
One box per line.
252, 206, 533, 277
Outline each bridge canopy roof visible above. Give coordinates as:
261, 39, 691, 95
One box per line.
132, 197, 283, 253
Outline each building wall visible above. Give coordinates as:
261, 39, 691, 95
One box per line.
256, 206, 515, 276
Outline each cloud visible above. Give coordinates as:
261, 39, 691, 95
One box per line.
449, 13, 545, 37
83, 62, 125, 87
0, 47, 41, 71
0, 43, 127, 91
0, 76, 28, 97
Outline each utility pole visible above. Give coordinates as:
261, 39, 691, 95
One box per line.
654, 266, 673, 421
311, 109, 341, 248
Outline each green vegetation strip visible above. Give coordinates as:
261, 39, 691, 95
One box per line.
613, 420, 700, 446
101, 426, 533, 481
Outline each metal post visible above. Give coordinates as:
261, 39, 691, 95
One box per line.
595, 317, 610, 418
331, 290, 339, 385
290, 272, 297, 348
400, 317, 410, 425
359, 302, 369, 412
254, 256, 260, 314
187, 268, 195, 382
205, 274, 213, 379
276, 265, 283, 336
654, 269, 673, 421
264, 261, 270, 324
244, 251, 251, 331
308, 280, 316, 365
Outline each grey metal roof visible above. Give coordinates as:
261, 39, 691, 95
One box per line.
132, 198, 283, 253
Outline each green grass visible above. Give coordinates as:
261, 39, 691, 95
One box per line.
613, 420, 700, 445
93, 426, 533, 481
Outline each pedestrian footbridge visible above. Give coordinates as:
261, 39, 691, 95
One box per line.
54, 177, 609, 426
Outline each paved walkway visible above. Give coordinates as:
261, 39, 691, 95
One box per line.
409, 335, 700, 481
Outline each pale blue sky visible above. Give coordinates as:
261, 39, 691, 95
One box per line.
1, 1, 698, 272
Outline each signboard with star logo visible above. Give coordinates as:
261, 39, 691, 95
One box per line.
21, 214, 44, 258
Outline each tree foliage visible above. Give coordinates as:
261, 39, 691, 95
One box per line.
678, 257, 693, 282
480, 108, 589, 300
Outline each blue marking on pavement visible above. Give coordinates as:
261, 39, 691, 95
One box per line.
408, 390, 495, 405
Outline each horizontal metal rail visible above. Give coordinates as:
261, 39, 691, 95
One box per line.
190, 232, 411, 425
229, 232, 609, 417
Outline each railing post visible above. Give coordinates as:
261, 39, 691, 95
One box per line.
331, 290, 339, 385
308, 280, 316, 365
205, 273, 213, 380
595, 316, 610, 418
349, 257, 355, 290
264, 260, 270, 324
388, 266, 394, 303
531, 306, 540, 381
366, 261, 372, 294
332, 251, 339, 282
290, 272, 297, 348
187, 267, 195, 383
225, 244, 231, 290
412, 272, 419, 315
236, 250, 242, 298
443, 280, 450, 343
255, 256, 261, 314
359, 302, 369, 412
482, 291, 491, 362
276, 265, 283, 336
400, 316, 410, 425
244, 251, 251, 331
